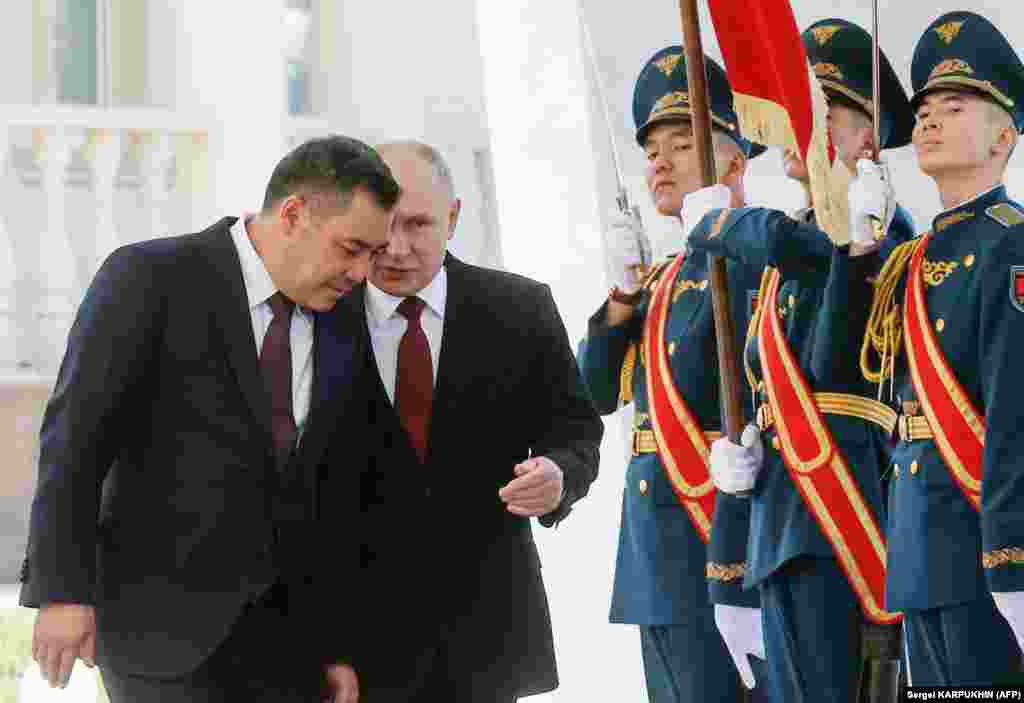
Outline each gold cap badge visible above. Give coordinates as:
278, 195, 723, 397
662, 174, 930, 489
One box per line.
934, 21, 965, 45
654, 53, 682, 78
812, 25, 841, 46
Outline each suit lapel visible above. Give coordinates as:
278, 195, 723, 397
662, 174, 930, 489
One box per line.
293, 289, 366, 472
428, 256, 473, 463
202, 221, 274, 456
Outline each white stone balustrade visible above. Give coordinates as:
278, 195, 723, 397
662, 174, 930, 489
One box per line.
1, 106, 210, 379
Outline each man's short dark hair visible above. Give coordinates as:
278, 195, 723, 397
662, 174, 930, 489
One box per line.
262, 135, 401, 213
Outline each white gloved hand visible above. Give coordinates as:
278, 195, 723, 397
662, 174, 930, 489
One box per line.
606, 207, 651, 290
709, 424, 764, 495
992, 591, 1024, 654
714, 605, 766, 689
848, 158, 895, 246
681, 184, 732, 243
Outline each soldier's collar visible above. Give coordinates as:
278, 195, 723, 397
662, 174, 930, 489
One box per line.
931, 183, 1006, 233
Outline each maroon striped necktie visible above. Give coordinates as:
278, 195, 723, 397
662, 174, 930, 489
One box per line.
260, 292, 296, 467
395, 296, 433, 462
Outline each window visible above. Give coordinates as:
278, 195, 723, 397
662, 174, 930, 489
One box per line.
36, 0, 146, 106
55, 0, 99, 104
284, 0, 315, 115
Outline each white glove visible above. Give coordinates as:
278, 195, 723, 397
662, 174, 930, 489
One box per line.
848, 158, 895, 246
714, 605, 766, 689
606, 207, 651, 289
709, 424, 764, 495
992, 591, 1024, 653
681, 184, 731, 243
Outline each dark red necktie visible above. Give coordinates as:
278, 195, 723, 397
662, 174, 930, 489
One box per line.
395, 297, 433, 462
260, 292, 296, 467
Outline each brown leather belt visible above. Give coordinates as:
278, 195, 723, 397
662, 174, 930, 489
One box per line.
632, 429, 722, 455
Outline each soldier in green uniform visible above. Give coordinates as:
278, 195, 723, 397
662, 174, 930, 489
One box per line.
686, 18, 916, 702
852, 11, 1024, 685
579, 45, 830, 701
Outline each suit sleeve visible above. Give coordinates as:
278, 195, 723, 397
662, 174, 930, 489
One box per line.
19, 245, 164, 608
688, 207, 834, 286
979, 231, 1024, 593
530, 285, 605, 528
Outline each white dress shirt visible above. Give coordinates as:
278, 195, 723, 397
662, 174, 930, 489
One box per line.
229, 216, 315, 436
365, 268, 447, 404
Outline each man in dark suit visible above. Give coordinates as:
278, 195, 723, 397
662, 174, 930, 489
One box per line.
19, 135, 400, 703
322, 140, 603, 703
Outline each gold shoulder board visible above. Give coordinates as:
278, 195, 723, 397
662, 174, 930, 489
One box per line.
986, 203, 1024, 228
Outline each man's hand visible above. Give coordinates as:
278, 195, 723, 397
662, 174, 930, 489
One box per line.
499, 457, 564, 517
606, 208, 651, 290
681, 184, 731, 242
32, 603, 96, 689
848, 158, 895, 247
709, 425, 764, 495
324, 662, 359, 703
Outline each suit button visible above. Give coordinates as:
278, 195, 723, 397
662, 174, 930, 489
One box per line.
639, 479, 649, 495
910, 461, 919, 475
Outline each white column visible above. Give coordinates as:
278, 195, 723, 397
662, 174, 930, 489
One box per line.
87, 129, 124, 271
168, 1, 289, 217
476, 0, 643, 700
0, 127, 19, 373
33, 126, 85, 371
137, 132, 175, 239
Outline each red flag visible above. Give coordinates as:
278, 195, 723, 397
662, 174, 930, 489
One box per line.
707, 0, 813, 159
709, 0, 848, 242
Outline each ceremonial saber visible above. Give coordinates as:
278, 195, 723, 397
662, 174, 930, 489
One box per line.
871, 0, 881, 160
678, 0, 745, 445
579, 4, 632, 215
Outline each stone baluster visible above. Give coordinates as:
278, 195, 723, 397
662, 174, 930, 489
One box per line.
32, 126, 85, 371
138, 133, 175, 239
87, 129, 124, 273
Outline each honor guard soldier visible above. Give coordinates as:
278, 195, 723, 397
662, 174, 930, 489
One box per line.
687, 18, 916, 702
854, 11, 1024, 686
579, 47, 788, 702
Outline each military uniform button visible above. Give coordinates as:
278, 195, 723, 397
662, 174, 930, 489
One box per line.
639, 479, 649, 495
964, 254, 976, 268
910, 461, 919, 475
669, 342, 676, 355
788, 294, 796, 308
936, 319, 945, 332
771, 436, 781, 451
893, 464, 900, 478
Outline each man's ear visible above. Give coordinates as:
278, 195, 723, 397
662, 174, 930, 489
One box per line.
448, 198, 462, 239
993, 124, 1018, 159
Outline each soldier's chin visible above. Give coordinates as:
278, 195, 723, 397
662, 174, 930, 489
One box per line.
653, 192, 682, 217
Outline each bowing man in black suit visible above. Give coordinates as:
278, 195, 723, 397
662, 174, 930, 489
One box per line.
19, 136, 399, 703
322, 140, 603, 703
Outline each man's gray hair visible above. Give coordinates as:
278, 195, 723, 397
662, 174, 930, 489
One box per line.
376, 140, 456, 197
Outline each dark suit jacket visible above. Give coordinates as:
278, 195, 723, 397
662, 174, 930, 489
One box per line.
19, 217, 366, 678
325, 254, 603, 697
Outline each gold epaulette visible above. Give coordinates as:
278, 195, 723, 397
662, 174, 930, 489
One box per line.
620, 342, 637, 406
860, 238, 920, 386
